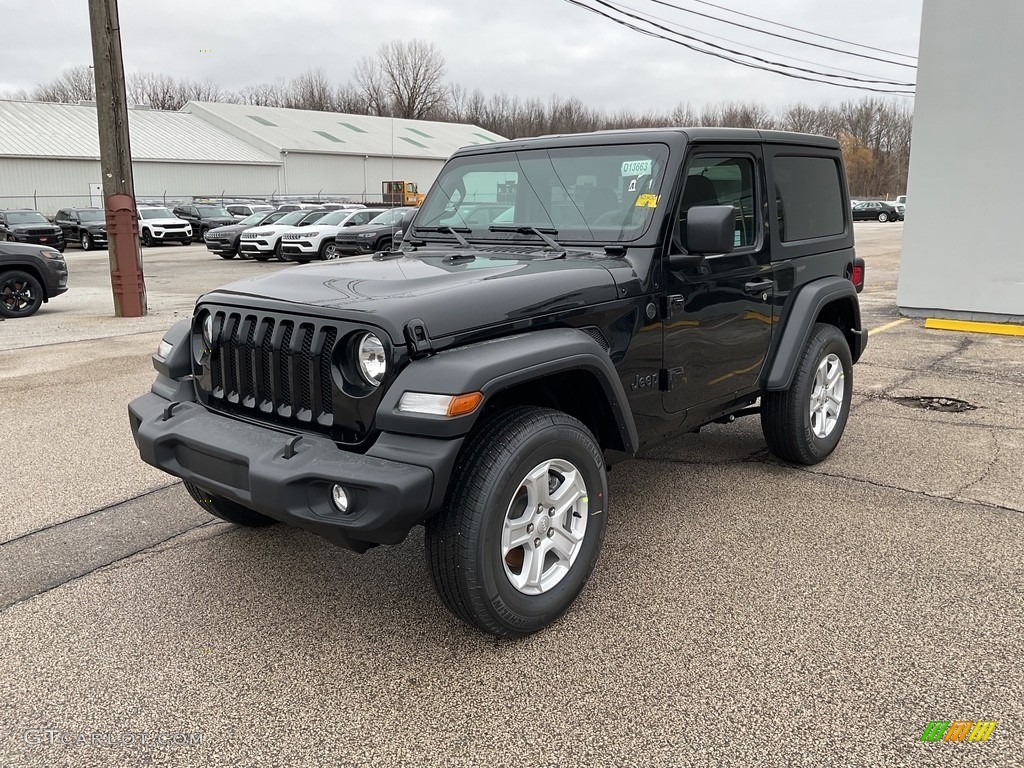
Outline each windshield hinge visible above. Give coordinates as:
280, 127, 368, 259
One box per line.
404, 318, 434, 358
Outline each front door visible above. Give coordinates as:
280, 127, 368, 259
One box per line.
662, 148, 774, 414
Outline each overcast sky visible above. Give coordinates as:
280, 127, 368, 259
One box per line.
0, 0, 922, 114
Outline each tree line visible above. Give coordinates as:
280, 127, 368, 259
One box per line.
3, 40, 913, 197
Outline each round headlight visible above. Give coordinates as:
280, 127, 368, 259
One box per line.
201, 312, 213, 347
356, 333, 386, 386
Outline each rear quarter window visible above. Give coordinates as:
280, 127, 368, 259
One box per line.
773, 156, 845, 242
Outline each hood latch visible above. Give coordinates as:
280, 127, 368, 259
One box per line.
404, 318, 434, 358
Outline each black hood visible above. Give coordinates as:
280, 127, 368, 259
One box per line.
203, 217, 237, 228
334, 222, 404, 241
204, 247, 617, 339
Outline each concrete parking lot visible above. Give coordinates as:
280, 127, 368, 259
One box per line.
1, 224, 1021, 767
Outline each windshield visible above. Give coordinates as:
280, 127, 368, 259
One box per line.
368, 209, 409, 227
196, 206, 231, 217
275, 211, 310, 226
415, 143, 670, 243
6, 211, 50, 225
318, 210, 354, 226
139, 208, 174, 219
76, 210, 104, 222
238, 212, 266, 226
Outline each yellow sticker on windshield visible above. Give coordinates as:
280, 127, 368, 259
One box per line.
635, 194, 659, 208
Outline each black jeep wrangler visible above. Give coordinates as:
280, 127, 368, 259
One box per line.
129, 128, 866, 636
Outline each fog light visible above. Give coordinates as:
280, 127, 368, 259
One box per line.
331, 484, 350, 513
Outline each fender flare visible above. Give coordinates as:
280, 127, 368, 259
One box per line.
375, 327, 639, 452
765, 276, 864, 391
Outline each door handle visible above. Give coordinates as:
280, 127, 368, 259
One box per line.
743, 279, 773, 294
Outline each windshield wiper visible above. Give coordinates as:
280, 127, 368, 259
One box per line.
487, 225, 564, 252
413, 225, 472, 248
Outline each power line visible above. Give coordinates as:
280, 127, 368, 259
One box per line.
563, 0, 916, 94
684, 0, 918, 60
611, 0, 903, 82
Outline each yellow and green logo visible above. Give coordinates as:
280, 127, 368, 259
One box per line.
920, 720, 997, 742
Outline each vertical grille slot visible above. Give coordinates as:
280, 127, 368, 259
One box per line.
241, 316, 257, 405
210, 312, 224, 392
279, 321, 293, 411
319, 327, 337, 417
297, 325, 314, 419
258, 318, 275, 410
223, 314, 240, 402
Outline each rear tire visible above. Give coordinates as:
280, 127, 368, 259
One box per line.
761, 323, 853, 465
425, 407, 608, 637
877, 212, 889, 222
184, 482, 277, 527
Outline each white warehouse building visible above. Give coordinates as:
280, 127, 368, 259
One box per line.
183, 101, 505, 201
0, 100, 280, 214
0, 99, 504, 215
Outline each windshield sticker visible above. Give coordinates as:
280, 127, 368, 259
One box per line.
628, 179, 637, 192
634, 194, 659, 208
621, 159, 653, 177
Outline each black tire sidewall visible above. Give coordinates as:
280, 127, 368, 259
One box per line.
795, 326, 853, 461
81, 232, 91, 250
471, 422, 608, 634
0, 270, 44, 317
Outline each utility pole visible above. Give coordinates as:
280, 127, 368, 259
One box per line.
88, 0, 147, 317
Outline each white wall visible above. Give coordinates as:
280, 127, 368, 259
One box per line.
0, 157, 280, 215
897, 0, 1024, 321
280, 152, 444, 202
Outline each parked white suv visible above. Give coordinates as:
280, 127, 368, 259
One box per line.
137, 206, 192, 246
237, 208, 328, 261
279, 208, 387, 261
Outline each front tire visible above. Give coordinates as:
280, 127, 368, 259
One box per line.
81, 232, 92, 251
141, 228, 153, 247
0, 270, 44, 318
218, 251, 236, 260
184, 482, 277, 527
320, 241, 340, 260
761, 323, 853, 465
425, 407, 608, 637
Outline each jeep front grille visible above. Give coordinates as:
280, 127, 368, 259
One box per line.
198, 309, 346, 439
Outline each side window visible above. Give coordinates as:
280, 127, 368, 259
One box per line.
676, 156, 757, 253
773, 156, 844, 242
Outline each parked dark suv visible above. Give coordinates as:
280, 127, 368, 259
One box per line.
54, 207, 108, 250
130, 128, 866, 637
333, 207, 417, 255
0, 210, 65, 252
172, 204, 238, 242
0, 240, 69, 317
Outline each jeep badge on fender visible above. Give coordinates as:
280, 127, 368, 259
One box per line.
129, 127, 867, 637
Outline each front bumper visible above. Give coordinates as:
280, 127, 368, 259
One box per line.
12, 234, 64, 249
205, 238, 236, 253
335, 239, 373, 254
149, 228, 191, 242
128, 390, 462, 551
239, 239, 275, 254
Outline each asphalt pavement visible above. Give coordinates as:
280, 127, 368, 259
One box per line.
1, 224, 1021, 768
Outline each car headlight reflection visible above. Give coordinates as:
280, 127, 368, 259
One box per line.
356, 333, 386, 386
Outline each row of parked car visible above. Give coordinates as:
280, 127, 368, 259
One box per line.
215, 206, 419, 262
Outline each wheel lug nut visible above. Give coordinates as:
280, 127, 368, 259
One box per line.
527, 523, 533, 533
548, 507, 555, 516
547, 529, 554, 538
534, 538, 541, 547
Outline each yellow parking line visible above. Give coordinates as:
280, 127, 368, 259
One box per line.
924, 318, 1024, 337
869, 318, 910, 336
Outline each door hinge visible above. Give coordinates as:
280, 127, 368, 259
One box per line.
403, 318, 434, 358
659, 367, 684, 391
661, 294, 685, 320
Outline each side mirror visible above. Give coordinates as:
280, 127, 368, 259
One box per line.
669, 205, 735, 269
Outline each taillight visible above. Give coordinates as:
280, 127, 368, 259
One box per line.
851, 259, 865, 293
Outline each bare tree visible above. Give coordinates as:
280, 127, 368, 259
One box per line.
354, 40, 448, 119
31, 65, 95, 103
239, 80, 289, 107
286, 68, 335, 112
